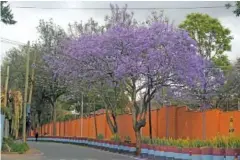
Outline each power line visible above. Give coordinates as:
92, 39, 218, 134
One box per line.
1, 37, 26, 44
1, 37, 26, 46
1, 40, 23, 46
12, 5, 229, 10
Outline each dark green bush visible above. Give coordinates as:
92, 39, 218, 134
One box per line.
2, 138, 29, 154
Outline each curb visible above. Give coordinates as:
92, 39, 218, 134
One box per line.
86, 147, 146, 160
24, 148, 44, 156
1, 149, 44, 156
27, 139, 145, 160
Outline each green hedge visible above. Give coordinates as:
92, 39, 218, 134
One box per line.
141, 136, 240, 149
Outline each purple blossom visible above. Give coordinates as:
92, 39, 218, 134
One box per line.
45, 20, 224, 110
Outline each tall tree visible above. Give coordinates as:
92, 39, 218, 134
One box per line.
57, 4, 136, 134
219, 58, 240, 110
179, 13, 232, 69
1, 1, 16, 25
35, 19, 68, 135
1, 46, 31, 138
50, 18, 223, 155
179, 13, 232, 108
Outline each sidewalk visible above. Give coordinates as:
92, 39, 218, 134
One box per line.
1, 148, 43, 160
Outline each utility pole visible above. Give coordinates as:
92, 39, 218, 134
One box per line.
22, 41, 30, 142
3, 66, 10, 108
80, 92, 84, 137
27, 48, 36, 136
28, 48, 36, 107
3, 65, 10, 138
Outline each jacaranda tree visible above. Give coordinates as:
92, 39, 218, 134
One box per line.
48, 17, 224, 154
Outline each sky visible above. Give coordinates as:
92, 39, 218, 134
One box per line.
1, 1, 239, 63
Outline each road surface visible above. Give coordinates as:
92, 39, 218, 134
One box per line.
2, 142, 138, 160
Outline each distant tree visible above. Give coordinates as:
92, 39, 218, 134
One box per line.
36, 19, 68, 136
179, 13, 232, 70
179, 13, 232, 109
1, 1, 17, 25
226, 1, 240, 17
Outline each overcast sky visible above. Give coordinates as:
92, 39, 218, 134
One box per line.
1, 1, 239, 63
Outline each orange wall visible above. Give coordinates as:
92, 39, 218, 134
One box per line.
32, 106, 240, 142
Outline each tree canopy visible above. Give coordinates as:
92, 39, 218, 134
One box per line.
1, 1, 16, 25
47, 11, 224, 153
226, 1, 240, 17
179, 13, 232, 70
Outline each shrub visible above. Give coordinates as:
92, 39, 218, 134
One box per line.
110, 134, 121, 142
227, 136, 240, 149
141, 136, 151, 144
124, 136, 131, 143
97, 134, 104, 140
2, 138, 29, 154
189, 139, 210, 148
211, 135, 227, 148
3, 137, 14, 146
148, 136, 240, 149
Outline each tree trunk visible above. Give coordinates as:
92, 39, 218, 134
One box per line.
135, 128, 141, 156
105, 109, 118, 134
148, 98, 153, 143
93, 103, 98, 138
52, 104, 57, 136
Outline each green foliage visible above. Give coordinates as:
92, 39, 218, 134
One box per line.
145, 136, 240, 149
1, 19, 69, 133
189, 139, 211, 148
211, 136, 227, 148
11, 142, 29, 154
2, 137, 29, 154
179, 13, 232, 67
110, 134, 121, 142
227, 137, 240, 148
124, 136, 131, 143
57, 114, 77, 121
3, 137, 14, 145
213, 58, 240, 110
1, 47, 28, 91
97, 134, 104, 140
212, 55, 232, 72
141, 136, 151, 144
1, 1, 17, 25
179, 13, 235, 111
234, 1, 240, 16
1, 106, 11, 119
226, 1, 240, 17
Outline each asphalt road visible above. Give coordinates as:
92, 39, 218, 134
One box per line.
22, 142, 138, 160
